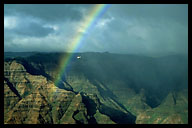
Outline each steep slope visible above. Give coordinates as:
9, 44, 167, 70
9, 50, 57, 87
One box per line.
4, 52, 188, 124
136, 89, 188, 124
4, 61, 117, 124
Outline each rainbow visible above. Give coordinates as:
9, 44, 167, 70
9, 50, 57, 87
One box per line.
55, 4, 111, 86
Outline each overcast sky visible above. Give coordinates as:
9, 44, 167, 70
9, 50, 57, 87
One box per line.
4, 4, 188, 55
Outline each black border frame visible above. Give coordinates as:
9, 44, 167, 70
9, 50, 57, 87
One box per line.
1, 0, 191, 127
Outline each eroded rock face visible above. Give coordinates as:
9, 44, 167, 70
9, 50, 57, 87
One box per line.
136, 90, 188, 124
4, 81, 21, 118
4, 61, 114, 124
4, 56, 188, 124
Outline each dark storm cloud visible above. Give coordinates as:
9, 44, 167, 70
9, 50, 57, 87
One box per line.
4, 4, 87, 22
5, 21, 55, 37
4, 4, 188, 55
82, 4, 188, 55
15, 22, 54, 37
4, 14, 55, 39
108, 4, 188, 25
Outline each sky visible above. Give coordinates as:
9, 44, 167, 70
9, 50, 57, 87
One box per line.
4, 4, 188, 55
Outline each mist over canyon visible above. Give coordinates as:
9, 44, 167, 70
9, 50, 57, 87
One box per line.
4, 52, 188, 124
4, 4, 188, 124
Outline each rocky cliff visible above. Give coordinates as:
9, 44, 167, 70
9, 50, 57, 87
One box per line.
4, 61, 118, 124
4, 52, 188, 124
4, 61, 134, 124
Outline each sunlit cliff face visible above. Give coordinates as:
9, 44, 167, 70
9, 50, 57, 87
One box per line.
4, 52, 188, 124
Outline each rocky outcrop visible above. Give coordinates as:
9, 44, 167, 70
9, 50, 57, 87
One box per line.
136, 90, 188, 124
4, 52, 188, 124
4, 61, 115, 124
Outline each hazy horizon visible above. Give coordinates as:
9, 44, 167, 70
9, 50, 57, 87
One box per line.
4, 51, 188, 58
